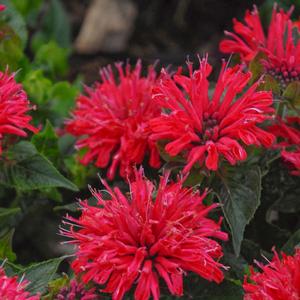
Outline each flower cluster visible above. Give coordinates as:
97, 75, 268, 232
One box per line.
220, 5, 300, 89
66, 61, 161, 180
270, 117, 300, 175
0, 267, 40, 300
0, 70, 38, 154
243, 249, 300, 300
61, 169, 228, 300
55, 279, 98, 300
150, 57, 275, 173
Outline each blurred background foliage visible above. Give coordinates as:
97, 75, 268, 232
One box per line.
0, 0, 299, 299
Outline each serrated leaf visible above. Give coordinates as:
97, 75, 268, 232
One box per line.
215, 166, 262, 256
31, 120, 59, 164
281, 229, 300, 255
283, 81, 300, 106
0, 229, 16, 261
0, 141, 78, 191
20, 256, 68, 294
0, 258, 23, 275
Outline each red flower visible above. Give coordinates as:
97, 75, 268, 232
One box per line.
0, 71, 38, 154
61, 169, 228, 300
0, 4, 5, 11
243, 248, 300, 300
269, 117, 300, 176
66, 61, 161, 180
0, 267, 40, 300
150, 57, 275, 173
220, 5, 300, 89
55, 279, 99, 300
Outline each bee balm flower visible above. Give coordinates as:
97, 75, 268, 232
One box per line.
0, 267, 40, 300
269, 117, 300, 176
0, 71, 38, 154
220, 5, 300, 89
61, 169, 228, 300
66, 61, 161, 180
150, 56, 275, 174
244, 249, 300, 300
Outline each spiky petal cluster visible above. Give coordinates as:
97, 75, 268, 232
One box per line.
66, 61, 161, 180
150, 57, 275, 173
0, 71, 38, 154
220, 5, 300, 89
243, 249, 300, 300
269, 117, 300, 176
0, 267, 40, 300
61, 169, 228, 300
55, 279, 98, 300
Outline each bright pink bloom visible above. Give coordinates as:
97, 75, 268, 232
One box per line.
220, 5, 300, 89
150, 57, 275, 173
55, 279, 98, 300
66, 61, 161, 180
0, 70, 38, 154
61, 169, 228, 300
0, 4, 5, 11
269, 117, 300, 176
0, 267, 40, 300
243, 249, 300, 300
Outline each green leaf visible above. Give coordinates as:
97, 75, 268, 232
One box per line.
31, 120, 59, 164
0, 258, 23, 275
11, 0, 42, 18
281, 229, 300, 255
0, 207, 21, 227
283, 81, 300, 106
0, 0, 27, 47
215, 166, 262, 256
0, 229, 16, 261
20, 256, 68, 294
34, 40, 69, 78
0, 141, 78, 191
22, 69, 52, 104
0, 23, 24, 70
49, 81, 79, 123
31, 0, 71, 50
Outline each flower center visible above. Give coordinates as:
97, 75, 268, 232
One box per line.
201, 112, 219, 142
265, 65, 300, 89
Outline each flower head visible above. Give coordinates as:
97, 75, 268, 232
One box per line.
150, 57, 275, 173
55, 278, 98, 300
243, 248, 300, 300
220, 5, 300, 89
61, 169, 228, 300
269, 116, 300, 175
0, 267, 40, 300
66, 61, 161, 180
0, 70, 38, 154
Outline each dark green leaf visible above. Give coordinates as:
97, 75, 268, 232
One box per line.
32, 120, 59, 164
283, 81, 300, 106
0, 207, 21, 227
215, 166, 262, 256
0, 141, 78, 191
20, 256, 68, 294
0, 229, 16, 261
281, 229, 300, 255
